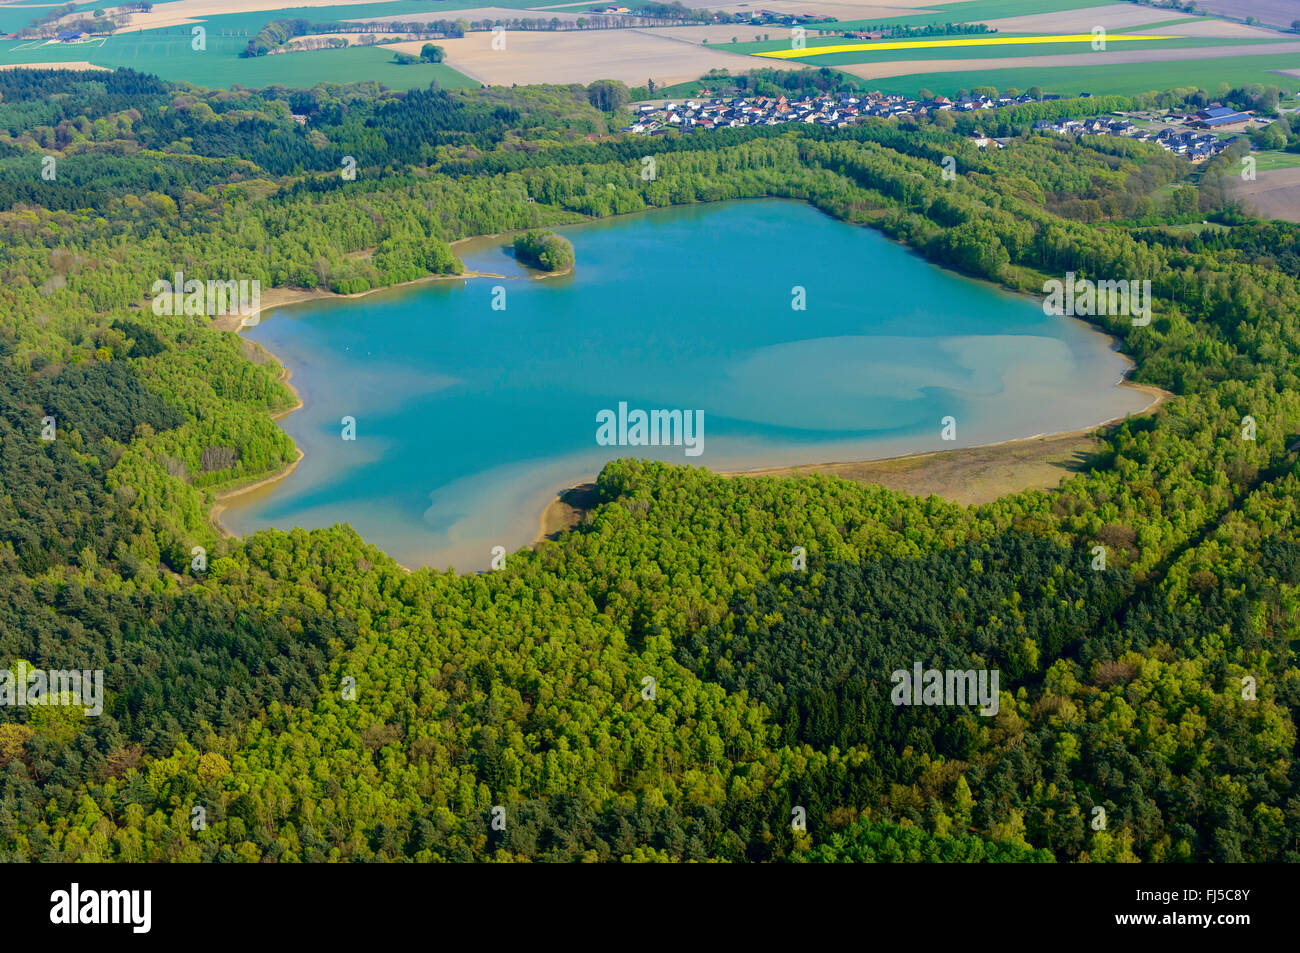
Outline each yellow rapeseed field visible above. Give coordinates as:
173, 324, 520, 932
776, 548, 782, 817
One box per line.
756, 33, 1181, 59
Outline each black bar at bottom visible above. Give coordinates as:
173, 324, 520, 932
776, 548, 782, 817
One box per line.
8, 861, 1293, 942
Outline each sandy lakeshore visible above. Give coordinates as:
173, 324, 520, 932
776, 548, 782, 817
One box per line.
535, 380, 1171, 544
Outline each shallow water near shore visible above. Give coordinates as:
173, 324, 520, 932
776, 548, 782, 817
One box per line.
222, 199, 1150, 570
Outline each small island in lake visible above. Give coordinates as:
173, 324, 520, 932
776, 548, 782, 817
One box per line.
513, 229, 575, 273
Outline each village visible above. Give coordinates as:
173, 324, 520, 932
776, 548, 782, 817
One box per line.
625, 89, 1045, 134
626, 92, 1258, 164
1031, 108, 1251, 163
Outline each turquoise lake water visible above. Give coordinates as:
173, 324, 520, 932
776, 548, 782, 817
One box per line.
223, 199, 1150, 570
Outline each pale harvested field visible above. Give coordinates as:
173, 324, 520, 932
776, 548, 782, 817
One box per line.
982, 4, 1175, 34
839, 40, 1300, 82
534, 0, 953, 12
347, 7, 596, 26
1193, 1, 1300, 29
1144, 19, 1290, 39
66, 4, 637, 33
83, 0, 954, 34
110, 14, 205, 30
71, 0, 454, 32
641, 24, 842, 43
112, 0, 400, 16
430, 29, 775, 86
0, 60, 108, 71
724, 0, 948, 15
1230, 167, 1300, 223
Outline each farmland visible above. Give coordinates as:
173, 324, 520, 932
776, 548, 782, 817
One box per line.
854, 51, 1300, 99
816, 0, 1126, 32
397, 28, 766, 87
0, 31, 478, 88
1193, 0, 1300, 31
747, 33, 1273, 67
2, 0, 1296, 102
1231, 166, 1300, 224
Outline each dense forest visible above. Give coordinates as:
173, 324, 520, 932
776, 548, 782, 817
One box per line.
0, 67, 1298, 862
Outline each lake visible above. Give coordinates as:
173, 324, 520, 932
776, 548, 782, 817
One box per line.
222, 199, 1150, 570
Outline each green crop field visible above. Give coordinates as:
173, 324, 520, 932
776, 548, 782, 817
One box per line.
0, 33, 478, 90
1251, 150, 1300, 171
1, 0, 558, 42
154, 0, 560, 28
0, 0, 554, 91
857, 52, 1300, 99
0, 1, 100, 33
177, 0, 569, 36
1113, 18, 1205, 32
